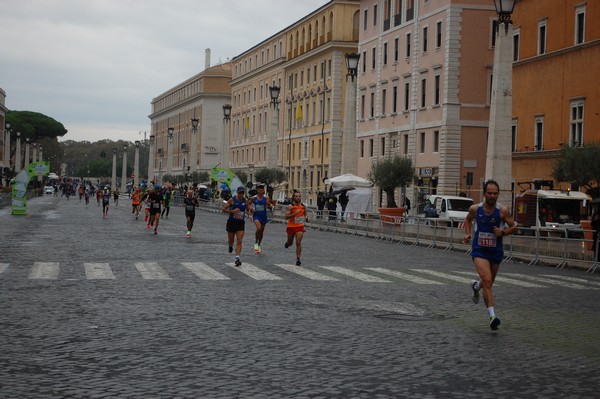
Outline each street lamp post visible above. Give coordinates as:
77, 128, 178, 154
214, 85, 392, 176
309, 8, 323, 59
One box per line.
111, 148, 117, 190
268, 86, 280, 169
222, 104, 232, 168
191, 116, 199, 176
24, 138, 30, 169
148, 135, 155, 184
39, 146, 43, 162
485, 0, 516, 211
341, 52, 360, 176
134, 140, 140, 189
167, 127, 174, 179
121, 144, 128, 193
3, 123, 9, 183
15, 132, 21, 172
32, 143, 37, 163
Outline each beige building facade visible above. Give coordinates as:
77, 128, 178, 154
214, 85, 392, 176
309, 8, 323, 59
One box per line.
148, 56, 231, 183
230, 0, 360, 205
356, 0, 497, 210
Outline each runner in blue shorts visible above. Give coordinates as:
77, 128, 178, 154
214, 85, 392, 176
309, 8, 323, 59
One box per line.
247, 184, 274, 254
463, 180, 518, 331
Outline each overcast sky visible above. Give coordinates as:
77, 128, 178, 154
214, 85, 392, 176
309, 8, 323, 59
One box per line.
0, 0, 329, 143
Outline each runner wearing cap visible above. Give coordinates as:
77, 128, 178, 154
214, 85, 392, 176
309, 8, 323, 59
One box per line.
223, 186, 247, 266
247, 184, 274, 254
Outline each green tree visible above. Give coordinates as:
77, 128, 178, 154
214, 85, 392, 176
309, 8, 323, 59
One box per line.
368, 155, 414, 208
237, 171, 248, 185
190, 171, 210, 184
254, 167, 286, 198
6, 110, 67, 141
552, 142, 600, 197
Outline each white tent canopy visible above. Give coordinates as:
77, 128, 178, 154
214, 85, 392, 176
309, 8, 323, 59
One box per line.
324, 174, 373, 188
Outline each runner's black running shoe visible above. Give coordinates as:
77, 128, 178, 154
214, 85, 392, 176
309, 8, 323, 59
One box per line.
490, 316, 501, 331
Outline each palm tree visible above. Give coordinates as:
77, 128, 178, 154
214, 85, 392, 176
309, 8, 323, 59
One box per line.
368, 155, 414, 208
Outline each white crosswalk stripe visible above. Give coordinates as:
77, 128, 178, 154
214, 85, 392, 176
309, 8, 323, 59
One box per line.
410, 269, 473, 284
29, 262, 60, 279
227, 262, 282, 280
275, 264, 339, 281
366, 268, 445, 285
504, 273, 598, 290
320, 266, 391, 282
541, 274, 600, 287
181, 262, 230, 280
84, 263, 115, 279
135, 262, 171, 280
0, 263, 8, 275
453, 271, 543, 287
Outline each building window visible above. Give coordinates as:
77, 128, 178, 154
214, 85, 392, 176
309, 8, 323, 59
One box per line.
373, 4, 378, 26
491, 20, 498, 48
535, 116, 544, 151
406, 32, 411, 58
436, 21, 442, 48
422, 26, 428, 53
369, 139, 374, 157
511, 120, 517, 152
360, 139, 365, 158
434, 75, 440, 105
538, 20, 547, 55
394, 37, 399, 62
433, 130, 439, 153
570, 100, 584, 147
381, 88, 387, 115
404, 82, 410, 111
364, 9, 368, 30
383, 42, 388, 66
392, 85, 398, 113
362, 51, 367, 73
360, 94, 365, 119
575, 5, 586, 45
420, 78, 427, 108
372, 47, 376, 69
419, 132, 425, 154
513, 29, 520, 61
370, 92, 375, 118
403, 134, 409, 155
381, 137, 385, 156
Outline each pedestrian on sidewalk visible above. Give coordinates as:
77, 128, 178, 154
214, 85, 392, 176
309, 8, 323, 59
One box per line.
247, 184, 274, 254
184, 190, 200, 237
223, 186, 247, 266
463, 180, 518, 331
284, 190, 307, 266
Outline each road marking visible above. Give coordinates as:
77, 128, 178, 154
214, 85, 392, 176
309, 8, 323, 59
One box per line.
504, 273, 595, 290
410, 269, 473, 284
0, 263, 8, 275
134, 262, 171, 280
227, 262, 282, 280
181, 262, 230, 280
84, 263, 115, 279
541, 274, 600, 287
29, 262, 60, 279
453, 271, 543, 287
319, 266, 391, 282
274, 264, 339, 281
366, 268, 445, 284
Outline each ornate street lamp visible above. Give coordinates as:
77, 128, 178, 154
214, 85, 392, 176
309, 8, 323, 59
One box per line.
269, 86, 280, 107
134, 140, 140, 189
345, 52, 360, 81
191, 117, 199, 131
494, 0, 516, 28
111, 147, 118, 190
223, 104, 232, 121
167, 127, 174, 139
268, 86, 280, 169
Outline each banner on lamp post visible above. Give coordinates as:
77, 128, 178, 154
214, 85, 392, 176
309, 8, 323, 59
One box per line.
12, 161, 50, 215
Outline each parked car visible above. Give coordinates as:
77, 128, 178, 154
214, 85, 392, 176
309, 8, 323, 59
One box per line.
43, 186, 55, 195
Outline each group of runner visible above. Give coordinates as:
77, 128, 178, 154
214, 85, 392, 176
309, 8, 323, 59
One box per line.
222, 184, 306, 267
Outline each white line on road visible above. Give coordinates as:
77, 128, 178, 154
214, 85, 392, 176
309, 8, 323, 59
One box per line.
84, 263, 115, 279
134, 262, 171, 280
410, 269, 473, 284
504, 273, 596, 290
541, 274, 600, 287
181, 262, 230, 280
319, 266, 391, 282
29, 262, 60, 279
0, 263, 8, 275
366, 268, 445, 284
227, 262, 282, 280
453, 271, 543, 287
275, 264, 339, 281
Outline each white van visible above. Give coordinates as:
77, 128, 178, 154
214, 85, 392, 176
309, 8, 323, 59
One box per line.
428, 195, 474, 225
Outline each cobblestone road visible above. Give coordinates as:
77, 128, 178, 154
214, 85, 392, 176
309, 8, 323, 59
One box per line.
1, 195, 599, 398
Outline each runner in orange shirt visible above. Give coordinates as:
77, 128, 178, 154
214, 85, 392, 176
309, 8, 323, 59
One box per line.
131, 187, 142, 220
284, 190, 308, 266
